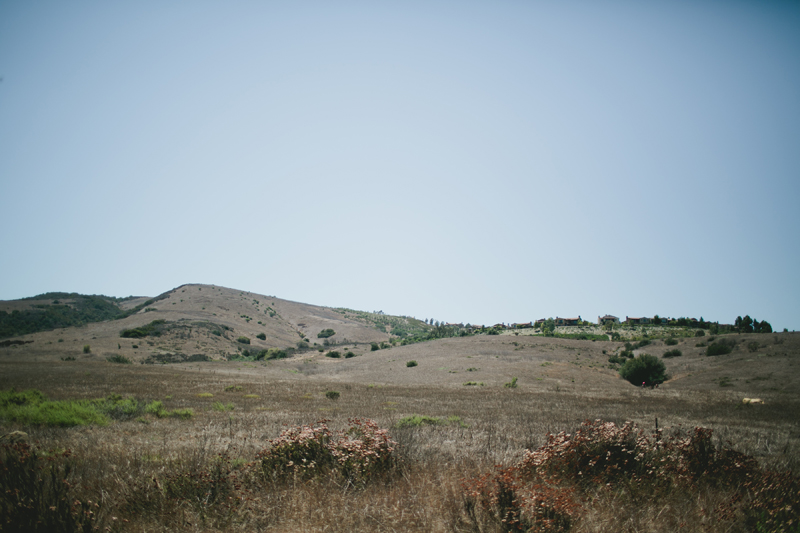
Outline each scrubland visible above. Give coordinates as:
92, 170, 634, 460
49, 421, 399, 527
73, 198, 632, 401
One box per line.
2, 332, 799, 532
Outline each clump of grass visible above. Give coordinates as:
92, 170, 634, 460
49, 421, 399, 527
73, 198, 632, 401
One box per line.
0, 389, 108, 427
211, 401, 234, 412
197, 393, 213, 398
664, 337, 678, 346
144, 400, 193, 419
224, 385, 243, 392
326, 351, 341, 359
60, 356, 76, 361
463, 381, 484, 386
325, 391, 340, 400
106, 355, 132, 364
344, 351, 356, 358
82, 345, 91, 354
0, 441, 110, 532
406, 360, 418, 367
396, 415, 443, 428
504, 377, 518, 388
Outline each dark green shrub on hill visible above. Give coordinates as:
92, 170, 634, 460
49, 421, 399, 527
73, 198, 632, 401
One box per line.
120, 319, 167, 338
707, 339, 735, 356
237, 336, 250, 345
664, 338, 678, 346
663, 349, 682, 358
317, 329, 335, 338
371, 342, 380, 351
256, 333, 266, 340
326, 351, 341, 358
619, 354, 667, 387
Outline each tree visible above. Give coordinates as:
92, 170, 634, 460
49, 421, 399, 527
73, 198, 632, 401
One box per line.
741, 315, 754, 333
653, 315, 660, 325
619, 354, 667, 387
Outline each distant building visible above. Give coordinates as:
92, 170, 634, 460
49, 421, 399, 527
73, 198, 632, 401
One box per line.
598, 315, 620, 325
512, 322, 533, 329
626, 316, 651, 325
555, 317, 581, 326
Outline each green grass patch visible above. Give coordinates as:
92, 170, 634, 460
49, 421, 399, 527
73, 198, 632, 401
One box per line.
106, 354, 132, 364
1, 389, 149, 426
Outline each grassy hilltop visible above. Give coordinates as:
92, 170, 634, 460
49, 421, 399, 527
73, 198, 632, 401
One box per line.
1, 284, 798, 532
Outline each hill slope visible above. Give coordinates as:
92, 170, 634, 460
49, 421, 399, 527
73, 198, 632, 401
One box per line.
0, 284, 412, 362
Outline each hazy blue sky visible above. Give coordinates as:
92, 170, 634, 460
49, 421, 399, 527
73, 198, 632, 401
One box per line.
1, 1, 798, 330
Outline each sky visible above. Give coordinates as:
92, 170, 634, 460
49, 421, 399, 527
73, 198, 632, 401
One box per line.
1, 1, 799, 330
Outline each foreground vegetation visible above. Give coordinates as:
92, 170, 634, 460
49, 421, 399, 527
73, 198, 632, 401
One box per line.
0, 351, 798, 532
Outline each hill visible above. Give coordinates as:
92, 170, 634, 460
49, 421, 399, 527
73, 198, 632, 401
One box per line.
0, 284, 429, 363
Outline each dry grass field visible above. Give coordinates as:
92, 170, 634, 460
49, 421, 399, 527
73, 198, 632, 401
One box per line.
1, 287, 799, 532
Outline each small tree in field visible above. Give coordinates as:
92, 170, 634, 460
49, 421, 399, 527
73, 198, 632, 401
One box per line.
619, 354, 667, 387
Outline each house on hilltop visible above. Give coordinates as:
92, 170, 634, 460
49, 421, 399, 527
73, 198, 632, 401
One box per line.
598, 315, 620, 325
626, 316, 651, 325
555, 317, 581, 326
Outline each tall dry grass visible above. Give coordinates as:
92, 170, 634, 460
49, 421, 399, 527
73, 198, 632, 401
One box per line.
1, 359, 799, 531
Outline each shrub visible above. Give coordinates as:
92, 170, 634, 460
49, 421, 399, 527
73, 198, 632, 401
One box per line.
371, 342, 380, 351
504, 377, 518, 388
462, 420, 784, 533
747, 341, 760, 353
326, 351, 341, 358
297, 340, 310, 350
406, 360, 418, 367
695, 330, 705, 337
317, 329, 335, 338
211, 401, 234, 412
344, 351, 356, 358
619, 354, 667, 386
325, 391, 340, 400
82, 344, 90, 354
60, 356, 75, 361
664, 337, 678, 346
256, 333, 266, 340
237, 336, 250, 344
663, 349, 683, 358
707, 339, 735, 356
106, 355, 132, 364
257, 418, 396, 486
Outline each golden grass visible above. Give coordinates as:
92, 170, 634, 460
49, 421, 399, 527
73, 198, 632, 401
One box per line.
1, 333, 799, 532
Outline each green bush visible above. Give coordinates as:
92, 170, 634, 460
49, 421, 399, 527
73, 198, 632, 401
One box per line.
504, 377, 518, 388
256, 333, 266, 340
371, 342, 380, 351
695, 330, 705, 337
619, 354, 667, 386
747, 341, 760, 353
326, 351, 341, 358
82, 345, 90, 354
707, 339, 735, 356
120, 319, 167, 338
406, 360, 418, 367
344, 351, 356, 358
106, 355, 132, 364
317, 329, 335, 338
663, 349, 683, 358
664, 338, 678, 346
237, 336, 251, 344
325, 391, 340, 400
